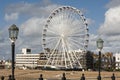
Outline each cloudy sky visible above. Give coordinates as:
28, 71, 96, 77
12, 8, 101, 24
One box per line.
0, 0, 120, 60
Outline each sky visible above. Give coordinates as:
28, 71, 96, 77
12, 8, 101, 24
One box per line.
0, 0, 120, 60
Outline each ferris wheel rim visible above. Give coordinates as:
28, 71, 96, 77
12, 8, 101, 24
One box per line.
42, 6, 89, 69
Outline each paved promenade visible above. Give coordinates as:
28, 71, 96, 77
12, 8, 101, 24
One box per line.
0, 69, 119, 80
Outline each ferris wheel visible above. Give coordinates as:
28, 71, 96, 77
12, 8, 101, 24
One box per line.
42, 6, 89, 69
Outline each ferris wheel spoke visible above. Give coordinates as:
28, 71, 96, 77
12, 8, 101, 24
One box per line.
61, 40, 67, 68
67, 34, 86, 37
51, 41, 62, 66
65, 39, 76, 68
68, 38, 84, 49
44, 39, 59, 49
70, 42, 82, 50
45, 37, 58, 43
72, 14, 80, 23
69, 29, 86, 36
67, 10, 76, 20
47, 29, 58, 34
68, 35, 85, 41
72, 51, 82, 68
46, 36, 59, 38
68, 11, 75, 21
61, 37, 73, 68
64, 38, 74, 68
46, 33, 60, 37
70, 39, 84, 46
66, 40, 80, 50
47, 27, 60, 35
45, 38, 62, 67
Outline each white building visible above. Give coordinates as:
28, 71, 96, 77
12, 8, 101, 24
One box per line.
114, 52, 120, 69
16, 48, 40, 69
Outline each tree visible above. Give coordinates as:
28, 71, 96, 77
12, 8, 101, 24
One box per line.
86, 51, 94, 70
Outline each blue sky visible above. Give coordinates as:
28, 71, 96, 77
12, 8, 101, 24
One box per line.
0, 0, 109, 33
0, 0, 120, 60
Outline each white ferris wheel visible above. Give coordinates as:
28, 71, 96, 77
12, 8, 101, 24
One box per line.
42, 6, 89, 69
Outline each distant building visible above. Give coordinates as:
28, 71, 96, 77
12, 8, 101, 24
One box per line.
5, 60, 11, 69
93, 52, 115, 71
114, 52, 120, 69
16, 48, 39, 69
37, 53, 47, 68
0, 60, 5, 69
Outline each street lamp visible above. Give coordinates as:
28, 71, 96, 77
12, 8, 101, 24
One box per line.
8, 24, 19, 80
96, 38, 104, 80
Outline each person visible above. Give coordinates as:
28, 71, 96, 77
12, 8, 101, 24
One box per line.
1, 76, 4, 80
111, 73, 115, 80
39, 74, 43, 80
61, 73, 66, 80
80, 74, 85, 80
8, 75, 13, 80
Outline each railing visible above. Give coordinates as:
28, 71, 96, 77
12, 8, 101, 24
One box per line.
1, 73, 120, 80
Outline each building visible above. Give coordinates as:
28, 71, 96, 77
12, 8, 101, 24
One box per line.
93, 52, 115, 71
16, 48, 39, 69
114, 52, 120, 70
0, 60, 5, 69
37, 53, 47, 68
37, 49, 85, 70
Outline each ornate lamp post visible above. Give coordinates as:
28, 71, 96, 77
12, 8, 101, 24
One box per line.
8, 24, 19, 80
96, 38, 104, 80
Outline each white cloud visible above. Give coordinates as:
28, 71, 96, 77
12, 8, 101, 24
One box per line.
20, 17, 46, 36
5, 1, 60, 17
17, 17, 46, 53
98, 0, 120, 52
4, 12, 19, 21
88, 34, 98, 51
99, 6, 120, 36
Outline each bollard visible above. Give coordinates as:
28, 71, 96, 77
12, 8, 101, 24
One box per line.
39, 74, 43, 80
61, 73, 66, 80
1, 76, 4, 80
80, 74, 85, 80
111, 73, 115, 80
8, 75, 12, 80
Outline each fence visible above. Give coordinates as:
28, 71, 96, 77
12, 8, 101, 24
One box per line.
1, 73, 120, 80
